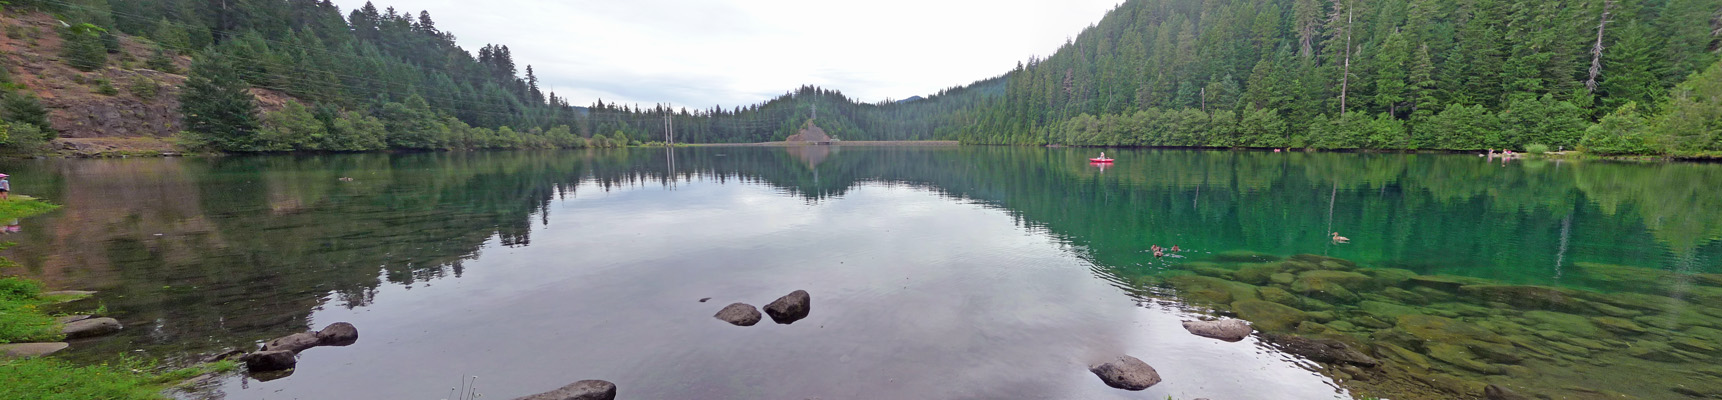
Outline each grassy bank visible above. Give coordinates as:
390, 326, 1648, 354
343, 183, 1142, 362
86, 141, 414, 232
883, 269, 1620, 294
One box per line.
1, 197, 236, 400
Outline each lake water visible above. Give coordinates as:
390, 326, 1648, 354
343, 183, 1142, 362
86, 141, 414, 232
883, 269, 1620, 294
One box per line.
3, 147, 1720, 400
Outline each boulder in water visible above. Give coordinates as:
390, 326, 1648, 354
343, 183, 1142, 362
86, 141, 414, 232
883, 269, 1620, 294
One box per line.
514, 380, 617, 400
61, 317, 122, 339
1182, 319, 1253, 342
1088, 355, 1162, 391
714, 303, 762, 326
764, 290, 811, 324
242, 350, 297, 372
317, 322, 359, 346
262, 332, 322, 353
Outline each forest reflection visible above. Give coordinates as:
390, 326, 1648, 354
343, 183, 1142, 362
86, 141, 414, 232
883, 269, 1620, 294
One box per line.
1, 147, 1716, 362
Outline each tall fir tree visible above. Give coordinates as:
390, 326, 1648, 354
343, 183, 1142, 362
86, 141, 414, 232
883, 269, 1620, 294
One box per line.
180, 51, 261, 151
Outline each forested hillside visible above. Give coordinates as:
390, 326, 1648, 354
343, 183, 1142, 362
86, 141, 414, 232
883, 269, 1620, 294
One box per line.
0, 0, 998, 151
0, 0, 1715, 155
954, 0, 1722, 156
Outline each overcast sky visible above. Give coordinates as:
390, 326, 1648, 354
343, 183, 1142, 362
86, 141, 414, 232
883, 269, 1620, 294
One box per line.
330, 0, 1121, 109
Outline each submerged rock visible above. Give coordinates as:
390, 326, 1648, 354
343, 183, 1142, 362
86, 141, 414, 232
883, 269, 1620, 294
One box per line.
241, 350, 297, 372
1231, 300, 1308, 332
1259, 333, 1379, 367
1257, 286, 1300, 307
317, 322, 359, 346
1296, 270, 1374, 290
1169, 275, 1258, 305
514, 380, 617, 400
1484, 384, 1533, 400
1589, 316, 1648, 335
1362, 268, 1420, 288
263, 332, 323, 353
1425, 342, 1503, 374
1232, 263, 1282, 285
1088, 355, 1162, 390
1397, 314, 1508, 344
61, 317, 122, 339
1182, 319, 1253, 342
1288, 254, 1357, 270
714, 303, 762, 326
0, 342, 69, 358
1212, 250, 1281, 263
764, 290, 811, 324
1290, 274, 1360, 304
1459, 285, 1592, 314
1359, 300, 1423, 321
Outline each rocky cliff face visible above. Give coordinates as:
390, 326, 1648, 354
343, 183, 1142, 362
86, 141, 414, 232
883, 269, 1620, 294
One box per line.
0, 12, 291, 141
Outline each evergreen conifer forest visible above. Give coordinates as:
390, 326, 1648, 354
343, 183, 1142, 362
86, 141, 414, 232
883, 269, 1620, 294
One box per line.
2, 0, 1716, 156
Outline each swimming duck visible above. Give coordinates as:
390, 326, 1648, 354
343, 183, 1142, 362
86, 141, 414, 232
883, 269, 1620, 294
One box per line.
1331, 232, 1350, 244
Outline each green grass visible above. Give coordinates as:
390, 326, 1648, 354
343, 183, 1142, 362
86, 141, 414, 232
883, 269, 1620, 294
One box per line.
0, 358, 238, 400
0, 196, 60, 221
0, 276, 61, 344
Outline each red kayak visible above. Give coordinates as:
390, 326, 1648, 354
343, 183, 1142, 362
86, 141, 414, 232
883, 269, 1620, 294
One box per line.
1089, 158, 1114, 163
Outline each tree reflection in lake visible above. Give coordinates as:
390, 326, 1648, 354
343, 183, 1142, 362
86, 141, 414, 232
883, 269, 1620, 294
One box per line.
0, 147, 1715, 375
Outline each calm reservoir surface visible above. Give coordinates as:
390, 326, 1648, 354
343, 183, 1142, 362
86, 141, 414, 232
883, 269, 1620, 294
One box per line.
3, 147, 1721, 399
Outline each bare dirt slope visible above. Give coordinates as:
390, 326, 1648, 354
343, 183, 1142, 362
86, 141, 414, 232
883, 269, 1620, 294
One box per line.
0, 12, 293, 142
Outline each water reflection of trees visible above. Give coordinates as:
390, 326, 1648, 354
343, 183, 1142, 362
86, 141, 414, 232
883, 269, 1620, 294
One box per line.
5, 148, 1719, 362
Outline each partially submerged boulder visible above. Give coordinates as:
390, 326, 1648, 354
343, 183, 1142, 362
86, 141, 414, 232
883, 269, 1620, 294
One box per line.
262, 332, 322, 353
61, 317, 122, 339
1089, 355, 1162, 391
714, 303, 762, 326
514, 380, 617, 400
1182, 319, 1253, 342
317, 322, 359, 346
241, 350, 297, 372
764, 290, 811, 325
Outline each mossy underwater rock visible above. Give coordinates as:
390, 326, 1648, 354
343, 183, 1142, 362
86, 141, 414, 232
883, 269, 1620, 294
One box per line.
1360, 300, 1425, 321
1259, 333, 1379, 367
1231, 299, 1308, 332
1361, 268, 1421, 288
1166, 275, 1258, 306
1396, 314, 1508, 345
1211, 250, 1282, 263
1257, 286, 1301, 307
1458, 285, 1594, 314
1231, 263, 1283, 285
1290, 272, 1363, 304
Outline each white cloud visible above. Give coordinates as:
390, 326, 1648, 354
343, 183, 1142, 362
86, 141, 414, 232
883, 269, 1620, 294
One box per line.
332, 0, 1121, 108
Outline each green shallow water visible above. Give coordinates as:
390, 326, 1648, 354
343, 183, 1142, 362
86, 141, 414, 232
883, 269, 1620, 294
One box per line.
0, 147, 1718, 399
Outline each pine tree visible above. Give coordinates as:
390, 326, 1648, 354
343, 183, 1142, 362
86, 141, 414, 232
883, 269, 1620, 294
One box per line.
1599, 21, 1669, 112
1374, 31, 1412, 116
180, 51, 260, 151
60, 24, 109, 71
1408, 43, 1439, 118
